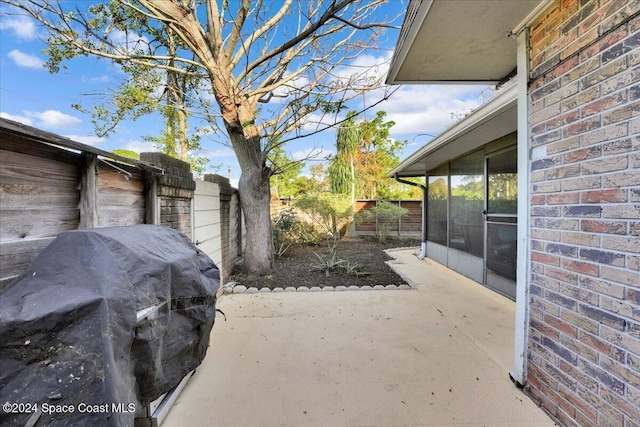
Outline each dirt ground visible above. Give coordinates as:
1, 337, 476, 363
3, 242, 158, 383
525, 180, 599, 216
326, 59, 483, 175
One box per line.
229, 236, 421, 289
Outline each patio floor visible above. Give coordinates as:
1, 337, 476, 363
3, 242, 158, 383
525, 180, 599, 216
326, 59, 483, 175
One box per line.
163, 248, 556, 427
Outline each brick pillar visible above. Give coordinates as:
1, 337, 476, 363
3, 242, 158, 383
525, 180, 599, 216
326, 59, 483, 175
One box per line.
140, 153, 195, 239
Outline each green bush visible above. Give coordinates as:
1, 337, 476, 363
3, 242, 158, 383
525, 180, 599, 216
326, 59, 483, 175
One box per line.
294, 192, 353, 251
356, 200, 408, 243
272, 208, 322, 257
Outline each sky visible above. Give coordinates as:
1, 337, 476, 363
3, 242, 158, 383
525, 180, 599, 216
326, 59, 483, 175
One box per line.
0, 2, 491, 186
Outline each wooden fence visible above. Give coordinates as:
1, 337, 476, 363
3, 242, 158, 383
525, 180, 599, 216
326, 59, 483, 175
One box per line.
271, 198, 422, 238
0, 118, 243, 288
354, 200, 422, 237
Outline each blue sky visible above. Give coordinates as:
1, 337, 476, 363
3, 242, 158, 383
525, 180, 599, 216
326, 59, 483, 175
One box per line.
0, 3, 490, 185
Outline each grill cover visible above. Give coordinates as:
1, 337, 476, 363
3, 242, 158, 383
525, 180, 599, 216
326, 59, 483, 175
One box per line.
0, 225, 220, 426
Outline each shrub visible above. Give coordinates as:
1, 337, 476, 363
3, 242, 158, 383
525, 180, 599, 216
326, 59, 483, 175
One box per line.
356, 200, 409, 243
294, 192, 353, 251
272, 208, 322, 257
310, 250, 370, 277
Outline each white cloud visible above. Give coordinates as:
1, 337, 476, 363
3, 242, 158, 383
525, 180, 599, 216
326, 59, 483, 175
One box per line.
7, 49, 43, 69
0, 16, 38, 40
200, 148, 236, 159
124, 140, 159, 153
291, 146, 334, 161
23, 109, 81, 129
64, 135, 105, 146
0, 112, 33, 126
369, 84, 490, 136
336, 52, 390, 80
110, 29, 150, 54
81, 75, 111, 84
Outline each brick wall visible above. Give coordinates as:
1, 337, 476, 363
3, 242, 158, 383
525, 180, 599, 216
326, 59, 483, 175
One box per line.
140, 153, 196, 238
527, 0, 640, 426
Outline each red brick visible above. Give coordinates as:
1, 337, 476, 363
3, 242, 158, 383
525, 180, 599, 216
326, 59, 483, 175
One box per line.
547, 192, 581, 204
546, 265, 580, 284
546, 313, 579, 337
581, 189, 627, 203
559, 359, 600, 392
540, 380, 571, 411
582, 91, 628, 117
580, 332, 615, 357
562, 258, 599, 276
580, 19, 628, 59
533, 251, 561, 266
581, 220, 627, 235
563, 116, 601, 137
532, 194, 546, 205
545, 54, 580, 81
558, 383, 599, 422
563, 146, 602, 163
532, 317, 561, 340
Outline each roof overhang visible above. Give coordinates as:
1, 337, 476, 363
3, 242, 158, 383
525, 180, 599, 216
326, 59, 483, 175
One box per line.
386, 0, 550, 84
388, 82, 517, 178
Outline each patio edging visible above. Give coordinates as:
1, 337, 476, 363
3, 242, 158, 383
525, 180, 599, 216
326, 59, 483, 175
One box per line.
222, 247, 422, 294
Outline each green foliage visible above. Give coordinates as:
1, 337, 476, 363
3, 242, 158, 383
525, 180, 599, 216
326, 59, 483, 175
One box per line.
310, 250, 369, 277
271, 209, 321, 257
429, 178, 448, 200
268, 144, 303, 198
356, 200, 409, 243
356, 111, 408, 199
328, 157, 351, 194
294, 192, 352, 251
111, 149, 139, 160
328, 110, 408, 200
386, 177, 424, 200
311, 250, 346, 277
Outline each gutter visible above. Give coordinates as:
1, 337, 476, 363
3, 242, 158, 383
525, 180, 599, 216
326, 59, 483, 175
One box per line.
393, 174, 427, 259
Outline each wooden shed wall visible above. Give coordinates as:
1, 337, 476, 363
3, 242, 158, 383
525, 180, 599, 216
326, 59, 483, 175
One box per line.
0, 136, 82, 285
97, 163, 146, 227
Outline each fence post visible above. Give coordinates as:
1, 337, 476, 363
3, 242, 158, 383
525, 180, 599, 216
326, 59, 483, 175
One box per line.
79, 152, 98, 229
398, 200, 402, 236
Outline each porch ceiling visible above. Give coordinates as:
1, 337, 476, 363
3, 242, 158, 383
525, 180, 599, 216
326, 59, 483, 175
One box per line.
388, 83, 517, 178
386, 0, 545, 84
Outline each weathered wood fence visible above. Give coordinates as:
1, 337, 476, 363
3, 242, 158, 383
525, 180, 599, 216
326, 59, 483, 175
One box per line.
0, 118, 243, 289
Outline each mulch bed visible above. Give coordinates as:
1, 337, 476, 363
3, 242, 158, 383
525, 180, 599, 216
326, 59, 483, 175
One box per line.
228, 236, 421, 289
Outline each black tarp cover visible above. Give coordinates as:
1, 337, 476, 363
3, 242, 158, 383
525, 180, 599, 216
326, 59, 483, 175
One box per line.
0, 225, 220, 426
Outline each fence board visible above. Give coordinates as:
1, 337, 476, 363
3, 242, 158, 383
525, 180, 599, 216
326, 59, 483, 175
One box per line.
0, 237, 55, 287
1, 149, 80, 184
97, 208, 145, 227
354, 200, 422, 237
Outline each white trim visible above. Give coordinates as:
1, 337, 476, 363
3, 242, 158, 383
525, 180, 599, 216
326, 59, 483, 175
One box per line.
386, 0, 434, 84
389, 80, 501, 85
511, 28, 531, 387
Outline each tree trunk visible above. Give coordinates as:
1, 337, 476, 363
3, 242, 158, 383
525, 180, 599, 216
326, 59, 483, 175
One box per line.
238, 165, 274, 278
226, 121, 274, 278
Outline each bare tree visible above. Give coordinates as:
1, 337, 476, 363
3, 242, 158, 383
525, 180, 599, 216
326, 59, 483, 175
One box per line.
2, 0, 400, 278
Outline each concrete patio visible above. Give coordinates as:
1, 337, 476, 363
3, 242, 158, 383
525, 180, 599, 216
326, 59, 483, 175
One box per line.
163, 248, 556, 427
